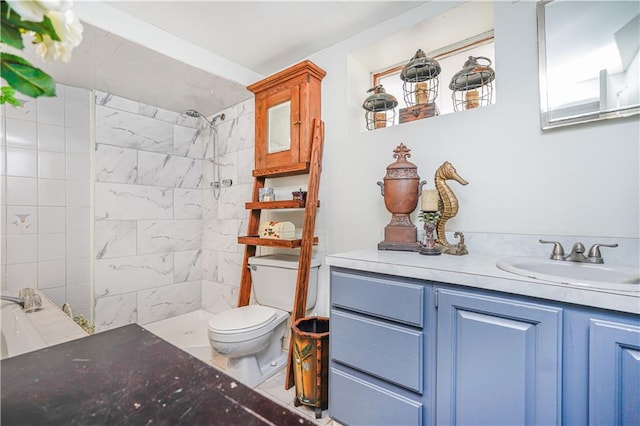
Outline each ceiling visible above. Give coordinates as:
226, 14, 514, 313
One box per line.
20, 1, 425, 116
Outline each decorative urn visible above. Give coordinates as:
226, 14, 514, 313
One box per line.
377, 143, 425, 251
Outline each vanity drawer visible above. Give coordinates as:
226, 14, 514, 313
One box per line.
330, 367, 423, 426
331, 309, 423, 392
331, 269, 424, 327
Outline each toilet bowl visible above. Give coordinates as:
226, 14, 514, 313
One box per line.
207, 254, 320, 388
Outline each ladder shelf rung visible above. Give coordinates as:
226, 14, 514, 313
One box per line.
245, 200, 320, 209
237, 236, 318, 248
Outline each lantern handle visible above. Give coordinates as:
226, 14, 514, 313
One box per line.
474, 56, 492, 66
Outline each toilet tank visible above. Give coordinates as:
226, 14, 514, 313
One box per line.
248, 254, 321, 311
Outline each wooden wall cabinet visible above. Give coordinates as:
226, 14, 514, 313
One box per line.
248, 60, 325, 174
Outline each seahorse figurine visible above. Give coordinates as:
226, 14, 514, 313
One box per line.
434, 161, 468, 254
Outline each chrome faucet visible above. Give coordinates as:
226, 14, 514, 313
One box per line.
0, 288, 43, 312
539, 240, 618, 264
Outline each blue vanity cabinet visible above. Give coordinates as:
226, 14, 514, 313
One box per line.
435, 288, 563, 426
588, 317, 640, 425
328, 268, 436, 426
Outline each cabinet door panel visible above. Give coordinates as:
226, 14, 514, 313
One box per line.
436, 289, 562, 426
331, 309, 423, 392
329, 367, 422, 426
331, 269, 424, 327
589, 319, 640, 426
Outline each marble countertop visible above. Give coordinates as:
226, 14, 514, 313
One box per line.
0, 323, 315, 425
326, 249, 639, 314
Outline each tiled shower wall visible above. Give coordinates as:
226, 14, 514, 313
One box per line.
1, 84, 92, 319
93, 92, 208, 331
201, 100, 254, 314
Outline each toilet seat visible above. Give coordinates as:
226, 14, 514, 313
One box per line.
208, 305, 279, 340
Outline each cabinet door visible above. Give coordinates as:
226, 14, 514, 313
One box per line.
436, 289, 562, 426
254, 83, 301, 170
589, 319, 640, 426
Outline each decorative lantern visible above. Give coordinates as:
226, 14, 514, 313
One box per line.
400, 49, 441, 107
362, 85, 398, 130
449, 56, 495, 111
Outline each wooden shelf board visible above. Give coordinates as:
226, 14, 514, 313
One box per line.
245, 200, 320, 210
238, 236, 318, 248
252, 162, 310, 178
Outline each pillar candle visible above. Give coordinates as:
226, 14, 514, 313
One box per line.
421, 189, 439, 211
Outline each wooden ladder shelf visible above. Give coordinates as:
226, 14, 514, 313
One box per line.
237, 118, 325, 389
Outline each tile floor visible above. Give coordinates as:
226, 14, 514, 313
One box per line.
209, 352, 333, 425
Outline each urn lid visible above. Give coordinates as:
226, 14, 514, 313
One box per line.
384, 143, 419, 178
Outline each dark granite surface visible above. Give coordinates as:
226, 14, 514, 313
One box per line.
1, 323, 315, 425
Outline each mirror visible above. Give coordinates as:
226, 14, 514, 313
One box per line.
537, 0, 640, 129
267, 101, 291, 153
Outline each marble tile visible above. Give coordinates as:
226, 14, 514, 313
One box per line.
66, 282, 91, 311
203, 218, 241, 252
174, 249, 203, 283
95, 91, 139, 113
95, 182, 173, 220
174, 188, 202, 219
95, 106, 173, 154
217, 151, 238, 188
229, 112, 254, 154
217, 251, 243, 287
95, 144, 137, 183
201, 280, 238, 314
137, 151, 202, 189
139, 104, 196, 127
237, 148, 254, 185
6, 206, 38, 234
94, 253, 173, 297
174, 125, 203, 158
201, 249, 218, 282
137, 280, 201, 324
94, 220, 136, 260
218, 183, 252, 219
136, 220, 202, 255
94, 292, 138, 332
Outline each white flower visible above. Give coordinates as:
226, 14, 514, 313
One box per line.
6, 0, 73, 22
35, 9, 83, 63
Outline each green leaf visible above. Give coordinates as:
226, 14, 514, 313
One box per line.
0, 19, 24, 49
0, 52, 56, 98
1, 1, 60, 41
0, 85, 22, 106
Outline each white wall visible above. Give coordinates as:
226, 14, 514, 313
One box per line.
305, 0, 639, 257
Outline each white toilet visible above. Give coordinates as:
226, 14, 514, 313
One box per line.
207, 254, 320, 388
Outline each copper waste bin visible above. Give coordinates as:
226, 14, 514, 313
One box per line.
292, 316, 329, 419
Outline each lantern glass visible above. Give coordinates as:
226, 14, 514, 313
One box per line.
449, 56, 495, 111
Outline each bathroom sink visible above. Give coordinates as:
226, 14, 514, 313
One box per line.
497, 257, 640, 291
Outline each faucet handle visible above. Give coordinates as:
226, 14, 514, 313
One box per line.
539, 240, 565, 260
587, 243, 618, 264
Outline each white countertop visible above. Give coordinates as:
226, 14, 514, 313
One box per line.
326, 249, 640, 315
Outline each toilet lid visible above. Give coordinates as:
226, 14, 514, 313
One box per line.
208, 305, 277, 334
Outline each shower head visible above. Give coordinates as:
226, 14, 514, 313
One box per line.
183, 109, 225, 126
